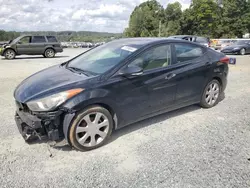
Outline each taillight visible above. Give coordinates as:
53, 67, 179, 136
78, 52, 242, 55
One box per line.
220, 56, 229, 64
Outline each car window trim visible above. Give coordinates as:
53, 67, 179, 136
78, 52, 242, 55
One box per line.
31, 36, 46, 43
172, 42, 206, 65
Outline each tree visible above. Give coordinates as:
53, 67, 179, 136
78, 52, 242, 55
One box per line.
162, 2, 182, 36
185, 0, 219, 37
221, 0, 249, 37
124, 0, 164, 37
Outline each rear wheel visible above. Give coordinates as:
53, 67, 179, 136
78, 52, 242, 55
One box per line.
240, 48, 246, 55
44, 48, 55, 58
4, 49, 16, 60
67, 106, 113, 151
200, 80, 221, 108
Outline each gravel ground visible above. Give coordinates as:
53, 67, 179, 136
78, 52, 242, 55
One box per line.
0, 49, 249, 188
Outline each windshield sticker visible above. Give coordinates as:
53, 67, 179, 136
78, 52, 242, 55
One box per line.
121, 46, 137, 52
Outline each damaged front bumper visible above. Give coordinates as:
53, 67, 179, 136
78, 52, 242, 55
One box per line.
15, 101, 65, 143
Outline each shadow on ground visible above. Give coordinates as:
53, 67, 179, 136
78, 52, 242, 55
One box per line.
52, 104, 201, 152
1, 56, 69, 60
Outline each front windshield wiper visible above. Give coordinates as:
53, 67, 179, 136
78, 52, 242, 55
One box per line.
66, 66, 97, 76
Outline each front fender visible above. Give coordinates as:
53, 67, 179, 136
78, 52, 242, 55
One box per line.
62, 89, 122, 128
2, 47, 17, 55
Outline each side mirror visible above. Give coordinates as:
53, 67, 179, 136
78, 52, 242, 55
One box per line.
17, 41, 22, 44
119, 66, 143, 76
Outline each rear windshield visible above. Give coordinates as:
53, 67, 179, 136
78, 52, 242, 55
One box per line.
46, 36, 58, 42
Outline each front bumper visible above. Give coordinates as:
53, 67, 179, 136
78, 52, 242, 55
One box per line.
15, 102, 65, 142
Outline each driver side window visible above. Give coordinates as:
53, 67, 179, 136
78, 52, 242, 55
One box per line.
19, 36, 31, 44
129, 44, 171, 71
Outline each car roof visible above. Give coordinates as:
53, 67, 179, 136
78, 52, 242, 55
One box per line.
168, 35, 208, 39
113, 37, 204, 47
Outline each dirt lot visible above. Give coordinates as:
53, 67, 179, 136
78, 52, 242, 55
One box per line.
0, 49, 249, 188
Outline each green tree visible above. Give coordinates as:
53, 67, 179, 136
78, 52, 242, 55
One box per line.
125, 0, 164, 37
162, 2, 183, 36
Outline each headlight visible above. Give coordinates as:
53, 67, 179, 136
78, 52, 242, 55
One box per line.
27, 88, 83, 112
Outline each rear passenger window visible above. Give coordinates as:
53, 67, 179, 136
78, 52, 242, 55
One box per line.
31, 36, 46, 43
46, 36, 57, 42
174, 44, 203, 63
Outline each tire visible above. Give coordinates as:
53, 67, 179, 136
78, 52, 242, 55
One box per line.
67, 105, 113, 151
200, 79, 221, 108
43, 54, 46, 58
4, 49, 16, 60
240, 48, 246, 55
44, 48, 55, 58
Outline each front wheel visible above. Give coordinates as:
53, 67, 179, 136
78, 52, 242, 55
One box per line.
240, 48, 246, 55
200, 80, 221, 108
4, 49, 16, 60
67, 106, 113, 151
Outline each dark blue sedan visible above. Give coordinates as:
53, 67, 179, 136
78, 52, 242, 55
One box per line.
14, 38, 229, 151
221, 40, 250, 55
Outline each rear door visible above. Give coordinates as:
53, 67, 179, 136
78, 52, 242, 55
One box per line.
46, 36, 62, 52
16, 36, 31, 54
30, 36, 47, 54
172, 43, 211, 104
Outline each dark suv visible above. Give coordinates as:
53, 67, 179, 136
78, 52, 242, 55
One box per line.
1, 35, 63, 59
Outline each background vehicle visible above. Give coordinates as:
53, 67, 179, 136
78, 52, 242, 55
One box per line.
167, 35, 211, 47
221, 40, 250, 55
14, 38, 229, 151
214, 39, 236, 50
1, 35, 63, 59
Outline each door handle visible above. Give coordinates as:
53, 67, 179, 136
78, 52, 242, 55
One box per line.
165, 73, 176, 80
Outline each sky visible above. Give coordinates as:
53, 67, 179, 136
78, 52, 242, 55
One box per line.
0, 0, 191, 33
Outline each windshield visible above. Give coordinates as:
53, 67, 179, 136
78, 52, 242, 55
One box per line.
67, 40, 142, 74
235, 40, 249, 45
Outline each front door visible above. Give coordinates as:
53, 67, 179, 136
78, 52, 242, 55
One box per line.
16, 36, 31, 54
172, 43, 210, 104
117, 44, 177, 122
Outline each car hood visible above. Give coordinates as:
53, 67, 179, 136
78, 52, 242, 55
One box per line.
222, 45, 245, 50
14, 65, 94, 103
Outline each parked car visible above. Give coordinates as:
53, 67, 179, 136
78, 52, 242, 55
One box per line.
167, 35, 211, 47
1, 35, 63, 59
221, 39, 250, 55
14, 38, 229, 151
214, 39, 236, 50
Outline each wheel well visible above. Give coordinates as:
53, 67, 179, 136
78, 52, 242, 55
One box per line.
44, 47, 55, 53
3, 48, 16, 54
91, 103, 118, 129
213, 77, 222, 87
94, 103, 114, 116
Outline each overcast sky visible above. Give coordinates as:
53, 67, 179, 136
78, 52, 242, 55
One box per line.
0, 0, 191, 33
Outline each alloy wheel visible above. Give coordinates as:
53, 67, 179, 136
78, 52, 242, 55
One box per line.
240, 48, 246, 55
205, 82, 220, 106
75, 112, 110, 147
46, 49, 55, 58
5, 50, 15, 59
